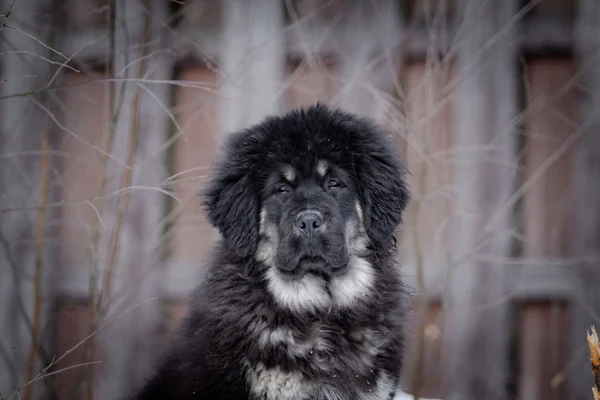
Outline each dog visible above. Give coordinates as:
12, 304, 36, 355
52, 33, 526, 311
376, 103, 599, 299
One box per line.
130, 103, 411, 400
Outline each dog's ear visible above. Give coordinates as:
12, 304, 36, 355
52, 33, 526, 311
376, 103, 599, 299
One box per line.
202, 148, 260, 259
356, 143, 410, 248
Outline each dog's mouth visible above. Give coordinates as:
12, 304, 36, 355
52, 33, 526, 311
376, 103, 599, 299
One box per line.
299, 254, 325, 266
277, 255, 349, 280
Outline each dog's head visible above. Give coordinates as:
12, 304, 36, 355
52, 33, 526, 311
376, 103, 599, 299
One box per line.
203, 104, 409, 312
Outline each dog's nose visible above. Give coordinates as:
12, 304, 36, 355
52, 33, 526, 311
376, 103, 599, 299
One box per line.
296, 211, 323, 237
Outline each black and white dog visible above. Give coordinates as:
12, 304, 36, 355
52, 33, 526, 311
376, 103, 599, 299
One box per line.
130, 104, 411, 400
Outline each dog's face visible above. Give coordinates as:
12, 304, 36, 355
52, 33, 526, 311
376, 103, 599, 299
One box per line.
256, 160, 374, 311
203, 104, 409, 313
259, 160, 364, 277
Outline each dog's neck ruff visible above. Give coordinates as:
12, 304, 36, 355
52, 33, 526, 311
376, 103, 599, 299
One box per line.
263, 256, 374, 313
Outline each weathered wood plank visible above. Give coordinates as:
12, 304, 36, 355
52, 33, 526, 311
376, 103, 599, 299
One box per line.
570, 1, 600, 399
51, 303, 91, 399
95, 0, 172, 396
218, 0, 285, 134
334, 0, 403, 120
518, 301, 569, 400
55, 1, 173, 398
58, 72, 109, 300
517, 61, 576, 397
401, 297, 444, 398
441, 1, 519, 398
401, 62, 454, 298
165, 66, 219, 299
520, 58, 577, 270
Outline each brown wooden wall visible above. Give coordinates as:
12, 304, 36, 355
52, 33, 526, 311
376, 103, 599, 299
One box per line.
52, 57, 581, 399
1, 0, 598, 399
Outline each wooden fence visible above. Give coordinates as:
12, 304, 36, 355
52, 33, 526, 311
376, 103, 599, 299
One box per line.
1, 0, 599, 399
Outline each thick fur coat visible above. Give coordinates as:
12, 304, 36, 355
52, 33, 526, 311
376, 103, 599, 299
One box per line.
129, 104, 411, 400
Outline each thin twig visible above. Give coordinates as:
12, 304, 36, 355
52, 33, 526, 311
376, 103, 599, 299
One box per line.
0, 0, 17, 19
0, 186, 178, 214
83, 1, 117, 395
31, 98, 129, 168
7, 298, 157, 400
2, 25, 68, 60
46, 35, 107, 88
99, 0, 152, 314
21, 117, 51, 400
0, 77, 219, 101
0, 75, 36, 84
0, 51, 78, 72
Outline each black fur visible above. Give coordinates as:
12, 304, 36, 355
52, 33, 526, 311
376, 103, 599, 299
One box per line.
129, 104, 410, 400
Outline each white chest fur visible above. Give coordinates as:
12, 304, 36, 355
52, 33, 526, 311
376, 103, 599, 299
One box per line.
245, 361, 397, 400
246, 362, 316, 400
245, 305, 396, 399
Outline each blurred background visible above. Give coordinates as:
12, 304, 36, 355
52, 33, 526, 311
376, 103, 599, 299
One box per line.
1, 0, 599, 399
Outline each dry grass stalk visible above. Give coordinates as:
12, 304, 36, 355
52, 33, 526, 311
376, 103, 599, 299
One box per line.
83, 1, 117, 396
588, 326, 600, 400
99, 0, 151, 312
22, 117, 51, 400
84, 1, 151, 398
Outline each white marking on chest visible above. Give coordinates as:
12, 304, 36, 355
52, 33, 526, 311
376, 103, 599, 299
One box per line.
330, 257, 374, 307
265, 267, 331, 312
246, 362, 354, 400
264, 256, 375, 312
246, 362, 314, 400
246, 361, 396, 400
248, 324, 396, 399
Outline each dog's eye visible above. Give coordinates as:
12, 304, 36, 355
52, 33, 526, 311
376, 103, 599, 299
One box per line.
327, 179, 341, 189
277, 184, 290, 194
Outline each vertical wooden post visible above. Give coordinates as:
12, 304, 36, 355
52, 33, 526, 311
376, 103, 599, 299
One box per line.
0, 0, 52, 396
570, 1, 600, 399
336, 0, 403, 121
442, 1, 518, 398
219, 0, 285, 134
87, 0, 172, 398
520, 59, 575, 400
